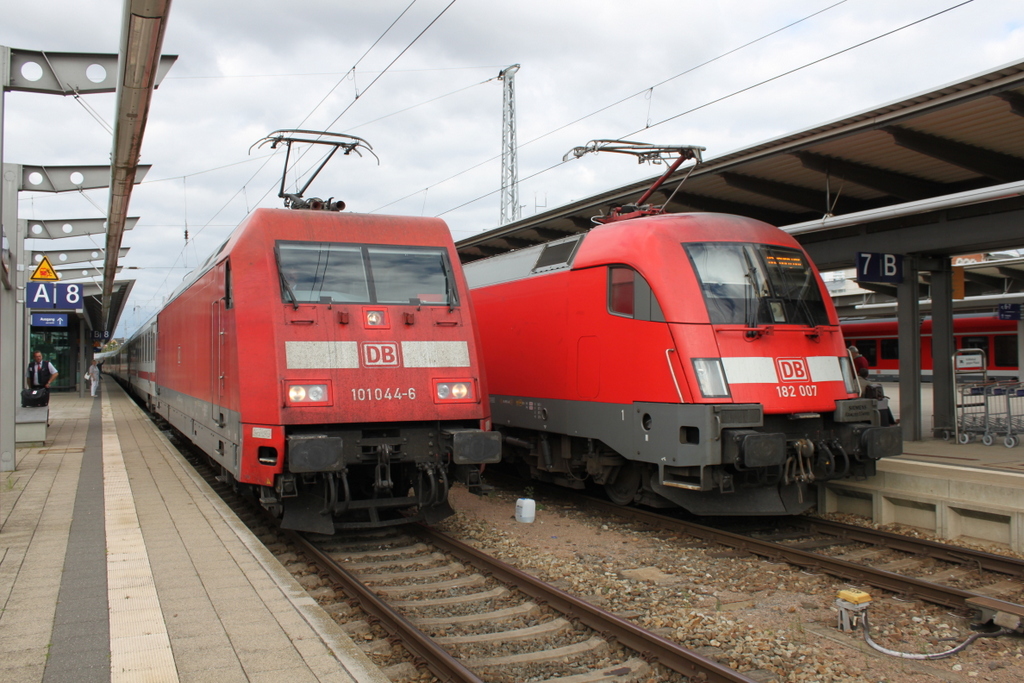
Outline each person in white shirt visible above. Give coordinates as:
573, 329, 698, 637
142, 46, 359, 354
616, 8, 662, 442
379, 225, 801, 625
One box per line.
85, 359, 101, 397
26, 350, 58, 390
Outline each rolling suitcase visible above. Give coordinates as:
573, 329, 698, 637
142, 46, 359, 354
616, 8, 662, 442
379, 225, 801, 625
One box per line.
21, 387, 49, 407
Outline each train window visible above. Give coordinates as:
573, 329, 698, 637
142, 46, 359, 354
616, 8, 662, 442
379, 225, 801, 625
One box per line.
961, 336, 989, 359
880, 338, 899, 360
608, 267, 665, 321
994, 335, 1017, 367
367, 246, 455, 305
277, 242, 368, 304
685, 243, 829, 327
609, 267, 634, 316
276, 241, 454, 306
855, 340, 877, 366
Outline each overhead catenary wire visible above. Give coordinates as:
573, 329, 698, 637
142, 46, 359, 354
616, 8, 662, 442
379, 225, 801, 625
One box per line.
250, 0, 462, 211
374, 0, 853, 213
425, 0, 976, 220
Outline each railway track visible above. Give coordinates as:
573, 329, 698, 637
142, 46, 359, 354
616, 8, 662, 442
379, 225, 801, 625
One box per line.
291, 524, 763, 683
507, 478, 1024, 631
169, 429, 763, 682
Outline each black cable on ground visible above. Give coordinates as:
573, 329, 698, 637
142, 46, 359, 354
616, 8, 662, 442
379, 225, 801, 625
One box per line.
862, 610, 1012, 660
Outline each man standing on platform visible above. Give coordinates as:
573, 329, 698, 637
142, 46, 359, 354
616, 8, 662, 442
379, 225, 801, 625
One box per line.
85, 358, 100, 397
26, 350, 58, 406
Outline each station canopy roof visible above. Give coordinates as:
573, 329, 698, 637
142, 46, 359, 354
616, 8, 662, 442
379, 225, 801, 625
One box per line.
456, 59, 1024, 266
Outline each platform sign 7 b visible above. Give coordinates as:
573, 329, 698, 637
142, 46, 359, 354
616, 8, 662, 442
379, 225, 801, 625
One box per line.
856, 252, 903, 284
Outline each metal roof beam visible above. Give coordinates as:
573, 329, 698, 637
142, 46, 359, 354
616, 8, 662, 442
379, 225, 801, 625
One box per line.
670, 191, 802, 226
103, 0, 174, 331
996, 266, 1024, 284
884, 126, 1024, 182
720, 172, 870, 214
794, 152, 946, 201
997, 91, 1024, 117
855, 281, 899, 298
533, 226, 580, 241
962, 270, 1007, 291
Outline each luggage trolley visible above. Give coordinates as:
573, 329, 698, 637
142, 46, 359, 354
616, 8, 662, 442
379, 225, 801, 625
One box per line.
951, 349, 988, 444
980, 382, 1020, 448
1003, 384, 1024, 448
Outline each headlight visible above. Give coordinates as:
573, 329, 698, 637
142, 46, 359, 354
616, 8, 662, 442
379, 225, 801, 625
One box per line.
839, 357, 859, 396
434, 380, 474, 403
692, 359, 730, 398
286, 383, 330, 404
366, 310, 385, 326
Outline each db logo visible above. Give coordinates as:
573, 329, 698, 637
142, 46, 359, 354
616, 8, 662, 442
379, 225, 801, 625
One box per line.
776, 358, 809, 382
362, 342, 400, 367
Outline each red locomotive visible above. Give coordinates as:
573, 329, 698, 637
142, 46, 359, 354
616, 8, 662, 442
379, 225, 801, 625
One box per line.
107, 132, 500, 533
842, 314, 1020, 380
463, 142, 901, 515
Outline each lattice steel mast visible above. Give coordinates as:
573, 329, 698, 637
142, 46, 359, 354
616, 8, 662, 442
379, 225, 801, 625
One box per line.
498, 64, 520, 225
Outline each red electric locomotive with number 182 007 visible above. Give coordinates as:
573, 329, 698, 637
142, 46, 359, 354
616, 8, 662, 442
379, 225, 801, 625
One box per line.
463, 142, 901, 516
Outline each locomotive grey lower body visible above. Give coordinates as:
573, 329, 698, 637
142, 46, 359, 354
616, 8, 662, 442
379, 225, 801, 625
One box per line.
124, 382, 500, 533
492, 395, 901, 515
275, 421, 501, 534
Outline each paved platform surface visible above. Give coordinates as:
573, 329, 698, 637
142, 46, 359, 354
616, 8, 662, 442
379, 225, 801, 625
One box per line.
0, 382, 389, 683
882, 381, 1024, 473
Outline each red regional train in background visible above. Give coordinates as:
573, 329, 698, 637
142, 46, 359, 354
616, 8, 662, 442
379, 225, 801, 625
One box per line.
106, 132, 500, 533
463, 142, 901, 516
842, 314, 1020, 380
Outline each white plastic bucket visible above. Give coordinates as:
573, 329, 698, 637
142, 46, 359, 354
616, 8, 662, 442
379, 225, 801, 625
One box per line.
515, 498, 535, 523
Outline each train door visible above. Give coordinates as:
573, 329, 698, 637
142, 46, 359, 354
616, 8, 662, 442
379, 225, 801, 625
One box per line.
210, 261, 229, 430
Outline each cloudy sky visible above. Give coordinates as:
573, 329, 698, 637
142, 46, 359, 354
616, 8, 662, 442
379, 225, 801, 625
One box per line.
3, 0, 1022, 335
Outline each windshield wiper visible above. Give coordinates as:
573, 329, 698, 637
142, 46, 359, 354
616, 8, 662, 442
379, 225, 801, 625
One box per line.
741, 249, 761, 334
442, 256, 457, 312
275, 250, 300, 310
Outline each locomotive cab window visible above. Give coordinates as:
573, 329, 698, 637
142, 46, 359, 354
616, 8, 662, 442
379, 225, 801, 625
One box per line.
608, 266, 665, 321
276, 241, 456, 306
685, 242, 829, 327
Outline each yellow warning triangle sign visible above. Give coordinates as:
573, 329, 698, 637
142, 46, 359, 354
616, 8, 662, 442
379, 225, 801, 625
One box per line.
31, 256, 60, 281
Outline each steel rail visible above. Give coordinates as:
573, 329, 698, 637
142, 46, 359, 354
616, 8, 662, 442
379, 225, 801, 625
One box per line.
287, 530, 485, 683
416, 525, 761, 683
799, 517, 1024, 578
571, 493, 1024, 614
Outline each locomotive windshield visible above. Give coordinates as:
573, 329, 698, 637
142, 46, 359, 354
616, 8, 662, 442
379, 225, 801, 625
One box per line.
276, 241, 456, 305
685, 243, 830, 327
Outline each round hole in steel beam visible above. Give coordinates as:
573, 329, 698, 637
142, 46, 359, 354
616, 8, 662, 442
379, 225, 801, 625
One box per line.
58, 253, 68, 262
20, 61, 43, 82
86, 64, 106, 83
31, 224, 43, 235
28, 172, 44, 186
69, 171, 85, 185
62, 224, 74, 234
